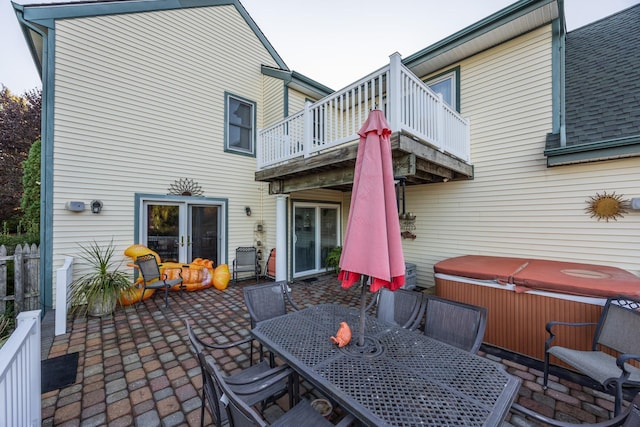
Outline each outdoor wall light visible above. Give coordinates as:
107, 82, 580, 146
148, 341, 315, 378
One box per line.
245, 206, 252, 216
91, 200, 103, 214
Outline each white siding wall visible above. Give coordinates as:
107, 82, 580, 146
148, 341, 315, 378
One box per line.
287, 88, 309, 116
406, 25, 640, 287
262, 75, 284, 126
52, 6, 280, 293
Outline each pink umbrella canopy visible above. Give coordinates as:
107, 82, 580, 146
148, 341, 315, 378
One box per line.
338, 109, 405, 292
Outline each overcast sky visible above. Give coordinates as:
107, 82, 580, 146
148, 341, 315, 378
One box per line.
1, 0, 638, 94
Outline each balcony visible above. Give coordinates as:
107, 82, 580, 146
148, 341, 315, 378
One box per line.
256, 53, 473, 194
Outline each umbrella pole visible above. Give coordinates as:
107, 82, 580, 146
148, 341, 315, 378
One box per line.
358, 275, 368, 347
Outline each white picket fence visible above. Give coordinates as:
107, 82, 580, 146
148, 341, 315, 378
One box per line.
0, 310, 42, 427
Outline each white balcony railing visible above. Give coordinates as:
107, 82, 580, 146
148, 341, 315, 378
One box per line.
257, 53, 470, 170
0, 310, 42, 427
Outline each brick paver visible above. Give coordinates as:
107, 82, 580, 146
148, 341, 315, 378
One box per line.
41, 275, 627, 426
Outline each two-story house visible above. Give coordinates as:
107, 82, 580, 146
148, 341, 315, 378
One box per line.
13, 0, 640, 315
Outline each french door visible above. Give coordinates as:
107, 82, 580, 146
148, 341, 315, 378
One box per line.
140, 198, 225, 265
293, 202, 340, 277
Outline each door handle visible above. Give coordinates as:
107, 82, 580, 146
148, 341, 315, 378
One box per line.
180, 236, 184, 247
187, 236, 192, 247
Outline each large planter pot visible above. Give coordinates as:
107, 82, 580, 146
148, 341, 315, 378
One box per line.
87, 293, 116, 317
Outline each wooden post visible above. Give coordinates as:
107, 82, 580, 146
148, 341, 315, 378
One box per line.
0, 245, 6, 315
14, 245, 24, 314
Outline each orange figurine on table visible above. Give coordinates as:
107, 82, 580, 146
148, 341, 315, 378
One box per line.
330, 322, 352, 347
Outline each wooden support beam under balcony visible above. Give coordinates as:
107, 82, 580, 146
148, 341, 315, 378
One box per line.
255, 130, 473, 194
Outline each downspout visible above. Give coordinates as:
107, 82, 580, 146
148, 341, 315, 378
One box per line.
554, 0, 567, 147
14, 6, 55, 316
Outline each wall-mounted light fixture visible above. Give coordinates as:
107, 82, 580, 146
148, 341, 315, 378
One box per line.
245, 206, 252, 216
91, 200, 103, 214
65, 201, 85, 212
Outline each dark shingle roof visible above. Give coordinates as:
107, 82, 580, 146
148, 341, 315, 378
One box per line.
564, 4, 640, 146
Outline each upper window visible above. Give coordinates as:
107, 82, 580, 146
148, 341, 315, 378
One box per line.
424, 67, 460, 112
225, 93, 255, 155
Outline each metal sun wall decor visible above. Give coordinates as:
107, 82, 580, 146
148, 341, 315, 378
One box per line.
585, 191, 630, 222
168, 178, 204, 197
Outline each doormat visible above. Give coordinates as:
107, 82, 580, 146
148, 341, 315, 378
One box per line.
41, 352, 79, 393
302, 277, 318, 283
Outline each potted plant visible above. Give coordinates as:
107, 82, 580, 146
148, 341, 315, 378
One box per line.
68, 239, 133, 317
324, 246, 342, 274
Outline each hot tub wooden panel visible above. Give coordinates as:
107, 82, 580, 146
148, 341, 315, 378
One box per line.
436, 276, 604, 362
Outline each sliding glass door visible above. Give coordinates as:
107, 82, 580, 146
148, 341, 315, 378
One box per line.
293, 202, 340, 277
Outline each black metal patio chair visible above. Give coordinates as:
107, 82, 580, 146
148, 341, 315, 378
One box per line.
421, 295, 488, 354
243, 281, 300, 366
511, 392, 640, 426
185, 320, 292, 427
135, 253, 183, 308
233, 246, 260, 283
543, 296, 640, 416
205, 354, 355, 427
375, 287, 426, 330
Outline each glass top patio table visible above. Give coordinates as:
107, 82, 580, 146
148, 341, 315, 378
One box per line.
251, 303, 520, 427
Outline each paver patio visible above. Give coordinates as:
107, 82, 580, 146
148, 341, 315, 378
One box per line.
41, 274, 622, 426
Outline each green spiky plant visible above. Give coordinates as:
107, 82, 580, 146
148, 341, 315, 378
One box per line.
68, 240, 133, 317
324, 246, 342, 273
0, 312, 14, 348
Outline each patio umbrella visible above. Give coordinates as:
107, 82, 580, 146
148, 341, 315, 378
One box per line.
338, 109, 405, 346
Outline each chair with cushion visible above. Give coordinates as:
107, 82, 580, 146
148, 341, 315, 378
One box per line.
375, 288, 426, 330
233, 246, 260, 283
421, 295, 488, 354
206, 354, 354, 427
243, 281, 300, 365
543, 296, 640, 416
135, 253, 183, 308
185, 319, 293, 427
510, 392, 640, 426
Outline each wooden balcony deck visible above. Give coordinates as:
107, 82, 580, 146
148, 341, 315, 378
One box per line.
256, 53, 473, 194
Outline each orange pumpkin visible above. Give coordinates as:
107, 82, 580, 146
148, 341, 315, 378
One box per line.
212, 264, 231, 290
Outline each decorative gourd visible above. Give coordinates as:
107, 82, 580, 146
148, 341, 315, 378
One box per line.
212, 264, 231, 290
330, 322, 352, 347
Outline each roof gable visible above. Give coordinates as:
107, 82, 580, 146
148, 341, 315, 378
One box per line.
13, 0, 288, 71
403, 0, 559, 77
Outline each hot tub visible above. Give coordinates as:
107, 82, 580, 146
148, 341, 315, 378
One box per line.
434, 255, 640, 362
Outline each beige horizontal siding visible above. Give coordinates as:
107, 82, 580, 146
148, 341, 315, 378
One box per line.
51, 5, 280, 290
405, 25, 640, 287
262, 75, 284, 127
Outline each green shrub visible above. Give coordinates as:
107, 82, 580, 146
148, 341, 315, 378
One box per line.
324, 246, 342, 273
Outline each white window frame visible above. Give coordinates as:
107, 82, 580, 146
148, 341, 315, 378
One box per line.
224, 92, 256, 156
424, 67, 459, 112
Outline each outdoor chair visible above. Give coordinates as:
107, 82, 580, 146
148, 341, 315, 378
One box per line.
233, 246, 260, 283
185, 320, 293, 427
543, 296, 640, 416
511, 392, 640, 426
135, 253, 183, 308
421, 295, 488, 354
244, 281, 300, 366
375, 288, 426, 330
206, 354, 355, 427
